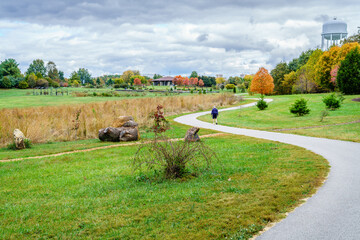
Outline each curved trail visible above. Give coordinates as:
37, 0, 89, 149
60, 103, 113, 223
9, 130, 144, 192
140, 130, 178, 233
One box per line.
174, 100, 360, 240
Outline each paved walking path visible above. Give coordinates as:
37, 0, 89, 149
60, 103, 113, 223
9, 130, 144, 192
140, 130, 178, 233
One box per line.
174, 101, 360, 240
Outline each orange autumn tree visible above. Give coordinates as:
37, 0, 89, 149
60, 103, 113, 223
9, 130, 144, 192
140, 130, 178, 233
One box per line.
134, 78, 142, 85
250, 67, 274, 95
198, 79, 204, 87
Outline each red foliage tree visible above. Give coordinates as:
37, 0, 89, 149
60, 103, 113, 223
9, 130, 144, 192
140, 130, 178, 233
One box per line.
190, 78, 199, 86
134, 78, 142, 85
173, 75, 184, 86
250, 67, 274, 95
183, 77, 190, 86
198, 79, 204, 87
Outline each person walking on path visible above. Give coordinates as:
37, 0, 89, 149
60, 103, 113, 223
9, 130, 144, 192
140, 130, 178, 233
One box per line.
211, 106, 218, 124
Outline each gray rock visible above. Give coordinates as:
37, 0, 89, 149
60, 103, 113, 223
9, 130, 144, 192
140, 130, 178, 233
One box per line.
122, 120, 138, 128
98, 127, 121, 142
13, 129, 26, 149
184, 127, 200, 142
119, 127, 139, 142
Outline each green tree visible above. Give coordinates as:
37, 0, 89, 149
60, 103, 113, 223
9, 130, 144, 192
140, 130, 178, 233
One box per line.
26, 59, 47, 77
70, 71, 81, 83
0, 59, 21, 78
337, 47, 360, 94
106, 78, 114, 85
27, 73, 37, 88
0, 76, 12, 88
96, 77, 101, 85
46, 61, 59, 80
190, 71, 198, 78
122, 70, 135, 83
130, 75, 146, 84
77, 68, 92, 85
59, 71, 65, 81
282, 71, 298, 94
153, 74, 163, 79
271, 62, 291, 94
199, 75, 216, 87
341, 33, 360, 44
18, 80, 29, 89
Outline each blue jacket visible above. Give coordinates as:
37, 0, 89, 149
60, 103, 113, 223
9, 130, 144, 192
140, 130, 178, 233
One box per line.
211, 108, 218, 116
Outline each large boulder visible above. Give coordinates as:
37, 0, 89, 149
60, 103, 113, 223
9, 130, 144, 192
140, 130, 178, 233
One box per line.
99, 116, 140, 142
13, 129, 26, 149
99, 127, 121, 142
119, 127, 139, 142
113, 116, 134, 128
184, 127, 200, 142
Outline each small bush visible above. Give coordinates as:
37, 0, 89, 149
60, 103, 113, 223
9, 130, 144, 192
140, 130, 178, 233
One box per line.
290, 98, 310, 116
18, 80, 29, 89
7, 138, 31, 150
233, 87, 236, 93
319, 109, 329, 122
322, 93, 343, 110
256, 96, 268, 110
133, 136, 215, 179
203, 89, 206, 94
225, 84, 235, 89
1, 76, 12, 88
190, 89, 194, 94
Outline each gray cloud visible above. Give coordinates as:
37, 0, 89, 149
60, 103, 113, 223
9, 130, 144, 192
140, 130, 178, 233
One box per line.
0, 0, 359, 77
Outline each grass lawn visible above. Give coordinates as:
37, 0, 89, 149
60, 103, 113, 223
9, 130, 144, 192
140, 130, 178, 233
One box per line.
0, 88, 194, 109
199, 93, 360, 142
0, 133, 329, 239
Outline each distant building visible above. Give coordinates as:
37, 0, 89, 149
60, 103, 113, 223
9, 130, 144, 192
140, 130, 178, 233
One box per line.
151, 76, 174, 86
216, 74, 223, 78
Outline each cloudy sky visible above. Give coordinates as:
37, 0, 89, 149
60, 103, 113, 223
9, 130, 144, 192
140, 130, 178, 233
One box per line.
0, 0, 359, 78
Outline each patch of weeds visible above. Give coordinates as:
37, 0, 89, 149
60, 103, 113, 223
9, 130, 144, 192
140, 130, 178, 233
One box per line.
319, 109, 329, 122
227, 224, 264, 240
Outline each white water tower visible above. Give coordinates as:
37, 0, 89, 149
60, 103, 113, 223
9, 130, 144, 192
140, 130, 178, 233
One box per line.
321, 17, 347, 50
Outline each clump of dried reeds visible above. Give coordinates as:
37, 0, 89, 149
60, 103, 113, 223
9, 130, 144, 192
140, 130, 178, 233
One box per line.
0, 94, 242, 146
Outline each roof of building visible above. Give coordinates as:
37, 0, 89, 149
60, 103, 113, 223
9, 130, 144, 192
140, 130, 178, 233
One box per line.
151, 76, 174, 82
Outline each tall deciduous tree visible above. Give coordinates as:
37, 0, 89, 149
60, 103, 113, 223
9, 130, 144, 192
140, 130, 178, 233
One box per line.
26, 59, 46, 77
337, 47, 360, 94
59, 71, 65, 81
190, 71, 198, 78
215, 77, 225, 85
46, 61, 59, 80
198, 79, 204, 87
77, 68, 92, 85
282, 71, 298, 94
134, 78, 142, 85
270, 62, 290, 94
250, 67, 274, 95
173, 75, 184, 86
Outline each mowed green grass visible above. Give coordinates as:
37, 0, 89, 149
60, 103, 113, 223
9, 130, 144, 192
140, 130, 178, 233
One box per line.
0, 88, 194, 109
199, 93, 360, 142
0, 134, 328, 239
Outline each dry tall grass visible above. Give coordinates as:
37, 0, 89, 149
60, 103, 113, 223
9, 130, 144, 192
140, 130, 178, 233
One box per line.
0, 94, 241, 146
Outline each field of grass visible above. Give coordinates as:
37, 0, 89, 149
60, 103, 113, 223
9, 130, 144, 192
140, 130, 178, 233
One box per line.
0, 93, 243, 146
0, 88, 186, 109
0, 118, 218, 161
0, 133, 329, 239
199, 93, 360, 142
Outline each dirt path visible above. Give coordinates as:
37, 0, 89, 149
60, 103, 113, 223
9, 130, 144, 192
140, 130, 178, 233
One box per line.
0, 133, 224, 163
